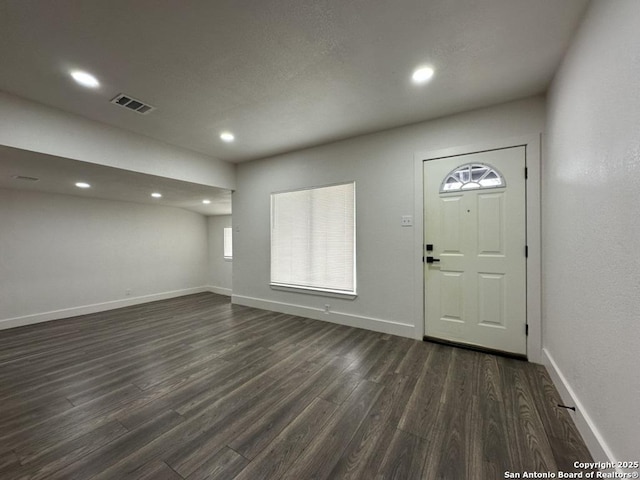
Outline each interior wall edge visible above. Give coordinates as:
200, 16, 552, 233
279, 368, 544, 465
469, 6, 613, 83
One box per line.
0, 90, 236, 190
0, 286, 210, 331
206, 286, 232, 297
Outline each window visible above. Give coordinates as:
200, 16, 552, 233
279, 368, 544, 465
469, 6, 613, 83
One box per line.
440, 163, 506, 193
271, 182, 356, 295
223, 227, 233, 260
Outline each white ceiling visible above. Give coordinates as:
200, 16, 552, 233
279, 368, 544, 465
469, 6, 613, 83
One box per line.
0, 0, 588, 211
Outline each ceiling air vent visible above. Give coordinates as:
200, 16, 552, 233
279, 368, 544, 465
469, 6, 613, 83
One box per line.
110, 94, 156, 114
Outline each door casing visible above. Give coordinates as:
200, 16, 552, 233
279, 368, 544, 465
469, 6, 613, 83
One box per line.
423, 147, 527, 355
412, 134, 542, 363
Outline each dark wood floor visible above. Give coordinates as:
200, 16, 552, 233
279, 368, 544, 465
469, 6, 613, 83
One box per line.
0, 293, 592, 479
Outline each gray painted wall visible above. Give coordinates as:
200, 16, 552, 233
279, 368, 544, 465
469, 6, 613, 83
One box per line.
0, 188, 209, 327
233, 96, 545, 337
544, 0, 640, 463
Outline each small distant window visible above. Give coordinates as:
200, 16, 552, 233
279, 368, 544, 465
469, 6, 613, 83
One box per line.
440, 163, 506, 193
223, 227, 233, 260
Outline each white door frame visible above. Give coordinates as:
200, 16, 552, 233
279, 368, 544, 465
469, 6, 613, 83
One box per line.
413, 134, 542, 363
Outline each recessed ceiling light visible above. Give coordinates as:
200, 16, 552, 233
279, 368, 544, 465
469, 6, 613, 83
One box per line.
70, 70, 100, 88
220, 132, 235, 142
202, 199, 211, 204
151, 192, 162, 198
412, 66, 435, 84
75, 182, 91, 188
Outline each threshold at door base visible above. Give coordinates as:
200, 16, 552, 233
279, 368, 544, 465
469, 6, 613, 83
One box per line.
422, 335, 527, 361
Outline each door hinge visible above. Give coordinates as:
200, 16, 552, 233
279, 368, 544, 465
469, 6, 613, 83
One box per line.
526, 324, 529, 336
525, 245, 529, 257
524, 166, 528, 179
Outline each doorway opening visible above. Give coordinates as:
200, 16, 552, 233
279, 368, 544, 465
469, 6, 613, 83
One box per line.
413, 135, 541, 362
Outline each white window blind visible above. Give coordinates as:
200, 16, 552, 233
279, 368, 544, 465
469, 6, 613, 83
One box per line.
223, 227, 233, 259
271, 182, 356, 295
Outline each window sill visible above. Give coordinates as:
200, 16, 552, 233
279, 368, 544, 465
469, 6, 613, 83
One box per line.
270, 284, 357, 300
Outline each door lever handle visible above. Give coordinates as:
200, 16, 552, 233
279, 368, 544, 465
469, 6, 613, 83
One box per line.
426, 256, 440, 264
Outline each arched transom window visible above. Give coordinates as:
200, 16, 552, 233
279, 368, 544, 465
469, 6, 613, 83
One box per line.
440, 163, 506, 193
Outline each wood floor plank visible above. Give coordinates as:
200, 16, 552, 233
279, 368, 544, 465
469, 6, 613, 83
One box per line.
300, 325, 354, 364
433, 386, 482, 480
375, 428, 430, 480
499, 357, 559, 473
524, 363, 594, 471
15, 420, 129, 480
327, 373, 417, 480
90, 363, 322, 479
0, 450, 21, 478
233, 397, 338, 480
4, 383, 144, 459
364, 336, 412, 383
185, 447, 248, 480
0, 293, 594, 479
228, 357, 349, 459
0, 316, 223, 396
116, 359, 234, 430
397, 342, 451, 438
394, 340, 434, 378
477, 353, 518, 477
342, 374, 419, 478
43, 410, 184, 480
166, 360, 332, 477
172, 357, 280, 418
124, 459, 183, 480
433, 348, 483, 480
318, 370, 362, 405
0, 450, 18, 469
267, 320, 337, 353
0, 395, 75, 434
280, 380, 384, 480
343, 337, 389, 378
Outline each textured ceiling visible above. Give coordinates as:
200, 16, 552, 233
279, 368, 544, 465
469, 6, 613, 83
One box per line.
0, 0, 589, 164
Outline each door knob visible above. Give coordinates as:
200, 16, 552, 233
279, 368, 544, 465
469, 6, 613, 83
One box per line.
426, 256, 440, 263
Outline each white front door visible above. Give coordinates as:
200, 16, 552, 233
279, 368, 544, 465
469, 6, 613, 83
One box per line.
423, 147, 527, 355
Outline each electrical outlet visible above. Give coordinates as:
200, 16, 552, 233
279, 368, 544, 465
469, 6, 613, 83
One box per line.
324, 304, 330, 314
125, 289, 131, 296
401, 215, 413, 227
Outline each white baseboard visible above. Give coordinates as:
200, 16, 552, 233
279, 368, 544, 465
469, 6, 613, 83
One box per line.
206, 286, 232, 297
542, 348, 619, 470
231, 294, 414, 338
0, 286, 210, 331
